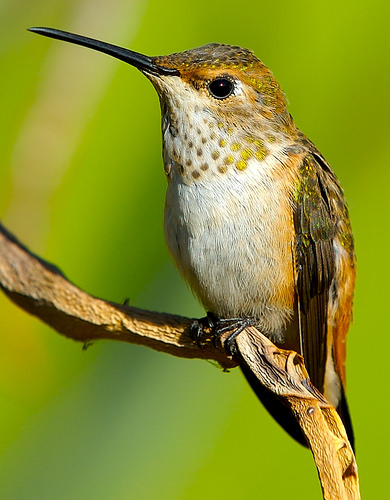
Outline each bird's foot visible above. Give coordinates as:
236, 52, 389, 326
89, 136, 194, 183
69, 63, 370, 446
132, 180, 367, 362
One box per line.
190, 312, 217, 347
190, 313, 256, 355
215, 317, 257, 355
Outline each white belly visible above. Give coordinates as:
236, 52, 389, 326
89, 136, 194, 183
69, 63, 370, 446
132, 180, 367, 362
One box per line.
164, 160, 296, 336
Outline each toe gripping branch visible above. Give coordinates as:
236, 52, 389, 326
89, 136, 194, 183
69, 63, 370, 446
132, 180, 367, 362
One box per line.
190, 312, 256, 355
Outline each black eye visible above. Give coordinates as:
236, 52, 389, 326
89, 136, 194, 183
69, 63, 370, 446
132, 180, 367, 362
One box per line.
208, 78, 234, 99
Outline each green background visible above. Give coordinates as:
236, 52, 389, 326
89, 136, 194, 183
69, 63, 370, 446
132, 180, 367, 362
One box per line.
0, 0, 388, 498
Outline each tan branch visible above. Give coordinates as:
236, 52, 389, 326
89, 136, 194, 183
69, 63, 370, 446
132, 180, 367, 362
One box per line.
0, 222, 237, 369
236, 329, 360, 500
0, 221, 360, 499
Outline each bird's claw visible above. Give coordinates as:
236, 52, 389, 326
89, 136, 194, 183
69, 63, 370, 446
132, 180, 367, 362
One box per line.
190, 314, 256, 355
190, 312, 217, 347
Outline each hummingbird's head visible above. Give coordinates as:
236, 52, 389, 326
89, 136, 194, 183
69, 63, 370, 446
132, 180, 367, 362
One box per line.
149, 43, 296, 180
29, 28, 297, 182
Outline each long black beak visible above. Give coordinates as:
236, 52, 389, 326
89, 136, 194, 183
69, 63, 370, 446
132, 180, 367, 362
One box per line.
28, 27, 179, 77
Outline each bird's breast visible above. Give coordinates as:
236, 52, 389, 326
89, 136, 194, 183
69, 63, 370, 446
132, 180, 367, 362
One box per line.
164, 152, 301, 338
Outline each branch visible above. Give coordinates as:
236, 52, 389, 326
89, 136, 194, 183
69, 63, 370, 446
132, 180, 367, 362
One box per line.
0, 222, 237, 369
236, 329, 360, 500
0, 221, 360, 499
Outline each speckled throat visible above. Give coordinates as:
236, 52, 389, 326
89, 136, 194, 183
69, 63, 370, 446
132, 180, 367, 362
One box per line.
158, 82, 295, 185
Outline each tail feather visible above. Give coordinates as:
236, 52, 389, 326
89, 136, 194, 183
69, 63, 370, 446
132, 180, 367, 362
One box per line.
240, 364, 308, 447
240, 364, 355, 451
337, 387, 355, 451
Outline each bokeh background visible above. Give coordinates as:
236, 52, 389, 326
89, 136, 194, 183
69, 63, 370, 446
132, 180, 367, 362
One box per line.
0, 0, 388, 498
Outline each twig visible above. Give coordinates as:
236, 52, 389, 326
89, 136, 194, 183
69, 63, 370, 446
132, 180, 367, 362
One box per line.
236, 328, 360, 499
0, 222, 236, 369
0, 221, 360, 499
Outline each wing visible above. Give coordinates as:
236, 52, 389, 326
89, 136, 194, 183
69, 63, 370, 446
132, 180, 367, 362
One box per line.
241, 149, 356, 448
293, 153, 336, 393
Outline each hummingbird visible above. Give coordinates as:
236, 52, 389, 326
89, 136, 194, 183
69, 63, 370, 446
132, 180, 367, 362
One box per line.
29, 27, 356, 449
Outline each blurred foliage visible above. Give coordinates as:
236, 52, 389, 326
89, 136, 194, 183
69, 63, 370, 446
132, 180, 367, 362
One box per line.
0, 0, 389, 498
